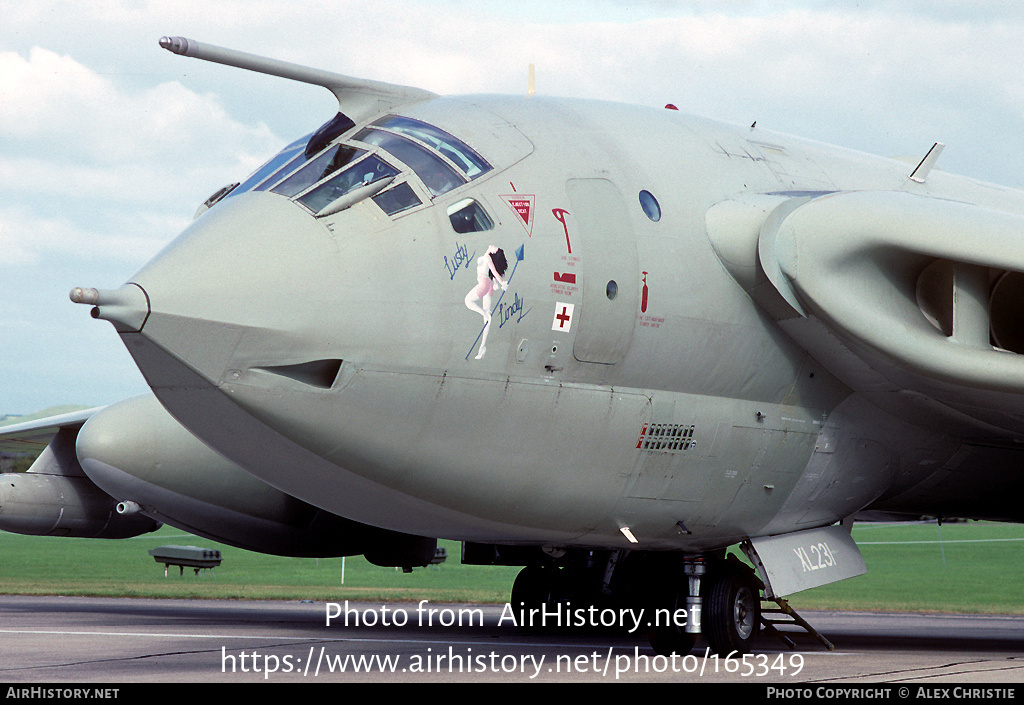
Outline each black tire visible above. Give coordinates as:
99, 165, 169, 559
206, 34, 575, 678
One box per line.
646, 585, 698, 656
703, 568, 761, 656
510, 564, 570, 633
510, 565, 544, 633
510, 565, 540, 610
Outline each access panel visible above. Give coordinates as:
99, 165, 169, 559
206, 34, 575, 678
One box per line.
567, 178, 639, 364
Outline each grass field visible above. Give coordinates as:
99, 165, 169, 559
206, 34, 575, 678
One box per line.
1, 520, 1023, 613
0, 525, 522, 603
796, 520, 1024, 613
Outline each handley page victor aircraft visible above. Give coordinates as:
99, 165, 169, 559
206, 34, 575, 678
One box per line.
6, 36, 1024, 656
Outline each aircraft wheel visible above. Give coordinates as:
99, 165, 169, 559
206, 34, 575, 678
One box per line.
646, 587, 697, 656
510, 565, 545, 622
703, 567, 761, 656
510, 565, 567, 633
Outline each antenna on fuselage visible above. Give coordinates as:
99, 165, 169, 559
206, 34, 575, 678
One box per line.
909, 142, 945, 183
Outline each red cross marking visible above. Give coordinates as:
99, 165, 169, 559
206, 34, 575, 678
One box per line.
556, 306, 571, 328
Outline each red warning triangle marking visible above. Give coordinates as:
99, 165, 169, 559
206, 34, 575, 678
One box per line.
501, 194, 535, 236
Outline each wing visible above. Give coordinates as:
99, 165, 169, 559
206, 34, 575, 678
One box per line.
0, 405, 162, 538
0, 407, 102, 454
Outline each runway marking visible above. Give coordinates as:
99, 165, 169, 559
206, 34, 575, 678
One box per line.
0, 628, 657, 651
0, 629, 314, 640
0, 627, 835, 663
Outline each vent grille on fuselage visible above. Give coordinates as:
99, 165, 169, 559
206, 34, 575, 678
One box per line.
636, 423, 696, 452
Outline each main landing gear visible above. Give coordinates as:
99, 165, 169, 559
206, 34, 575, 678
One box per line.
645, 555, 762, 657
505, 549, 765, 657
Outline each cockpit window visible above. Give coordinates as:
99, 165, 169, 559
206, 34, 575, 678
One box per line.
296, 155, 398, 213
353, 128, 464, 197
372, 182, 422, 216
252, 150, 309, 193
224, 133, 312, 200
447, 199, 494, 233
374, 116, 491, 179
217, 115, 493, 221
271, 145, 362, 198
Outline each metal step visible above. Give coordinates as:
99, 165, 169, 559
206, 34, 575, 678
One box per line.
760, 597, 835, 651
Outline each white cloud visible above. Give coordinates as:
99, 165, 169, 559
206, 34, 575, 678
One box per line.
0, 46, 279, 167
0, 45, 284, 269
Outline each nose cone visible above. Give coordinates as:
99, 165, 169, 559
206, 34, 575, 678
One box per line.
80, 192, 366, 511
114, 192, 342, 389
83, 188, 458, 537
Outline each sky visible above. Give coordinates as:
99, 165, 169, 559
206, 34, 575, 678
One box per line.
4, 1, 1024, 414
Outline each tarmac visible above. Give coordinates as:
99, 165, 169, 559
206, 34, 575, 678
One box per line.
1, 595, 1023, 685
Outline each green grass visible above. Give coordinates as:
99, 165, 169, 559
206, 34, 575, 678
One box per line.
0, 526, 520, 602
1, 521, 1023, 613
794, 520, 1024, 614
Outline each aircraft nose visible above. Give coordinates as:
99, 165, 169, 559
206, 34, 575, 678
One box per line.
94, 192, 342, 390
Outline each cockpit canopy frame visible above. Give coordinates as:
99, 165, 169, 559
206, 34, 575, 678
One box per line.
205, 114, 493, 220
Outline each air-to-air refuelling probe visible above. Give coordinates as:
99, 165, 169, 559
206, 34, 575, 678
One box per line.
6, 36, 1024, 656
